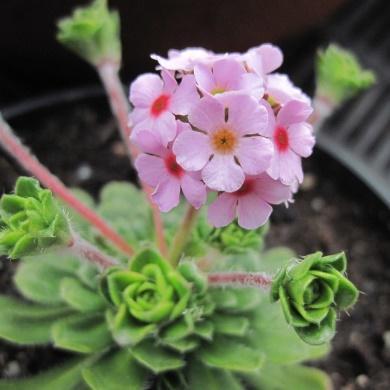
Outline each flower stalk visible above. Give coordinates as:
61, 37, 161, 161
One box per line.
168, 205, 199, 267
0, 115, 134, 257
96, 61, 168, 257
68, 231, 119, 269
208, 271, 273, 289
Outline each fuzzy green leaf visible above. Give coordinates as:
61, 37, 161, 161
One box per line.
60, 277, 106, 312
188, 360, 244, 390
161, 336, 200, 353
52, 313, 112, 353
249, 297, 329, 364
194, 320, 214, 340
244, 362, 331, 390
0, 356, 94, 390
131, 340, 185, 373
14, 256, 79, 304
199, 336, 264, 373
316, 44, 375, 104
82, 349, 150, 390
57, 0, 121, 65
212, 313, 249, 337
0, 295, 71, 345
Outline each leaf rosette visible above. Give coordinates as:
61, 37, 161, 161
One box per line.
101, 249, 191, 345
0, 177, 71, 259
271, 251, 359, 345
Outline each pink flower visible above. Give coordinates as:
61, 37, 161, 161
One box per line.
266, 73, 310, 105
135, 123, 207, 212
173, 94, 272, 193
208, 173, 291, 229
194, 58, 264, 97
265, 100, 315, 185
129, 70, 199, 146
243, 44, 283, 78
151, 48, 218, 72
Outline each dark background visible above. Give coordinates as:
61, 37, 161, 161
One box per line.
0, 0, 346, 106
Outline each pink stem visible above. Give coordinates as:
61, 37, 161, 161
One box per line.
68, 232, 119, 269
0, 116, 134, 257
97, 62, 168, 256
208, 272, 273, 289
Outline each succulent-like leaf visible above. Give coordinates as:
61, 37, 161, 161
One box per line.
52, 312, 112, 353
244, 362, 331, 390
199, 336, 265, 372
212, 313, 249, 337
0, 295, 72, 345
187, 360, 244, 390
131, 340, 185, 373
82, 349, 150, 390
60, 277, 106, 312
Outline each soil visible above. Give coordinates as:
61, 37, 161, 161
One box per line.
0, 97, 389, 390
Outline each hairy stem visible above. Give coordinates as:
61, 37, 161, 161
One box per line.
208, 272, 273, 289
168, 206, 199, 267
0, 115, 134, 257
97, 61, 167, 256
68, 232, 119, 269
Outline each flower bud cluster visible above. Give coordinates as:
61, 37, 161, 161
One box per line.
130, 45, 315, 229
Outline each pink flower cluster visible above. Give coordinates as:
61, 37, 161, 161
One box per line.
129, 45, 315, 230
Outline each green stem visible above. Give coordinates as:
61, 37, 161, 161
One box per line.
168, 206, 199, 267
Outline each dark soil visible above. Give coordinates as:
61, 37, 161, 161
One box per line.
0, 97, 389, 389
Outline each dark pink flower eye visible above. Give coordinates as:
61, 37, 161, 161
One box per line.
150, 94, 171, 117
274, 126, 289, 152
164, 152, 184, 178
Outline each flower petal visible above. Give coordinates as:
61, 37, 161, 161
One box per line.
135, 154, 167, 187
153, 112, 178, 146
152, 178, 181, 212
202, 155, 245, 192
180, 174, 207, 209
253, 173, 291, 204
213, 58, 245, 90
170, 75, 199, 115
237, 194, 272, 229
129, 73, 163, 108
188, 96, 225, 133
132, 130, 166, 156
194, 62, 215, 93
257, 44, 283, 74
279, 150, 304, 184
288, 123, 315, 157
221, 94, 268, 135
208, 193, 237, 227
173, 130, 211, 171
236, 136, 273, 175
277, 100, 313, 126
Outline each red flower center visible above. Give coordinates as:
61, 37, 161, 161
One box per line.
234, 179, 254, 197
151, 94, 171, 117
165, 152, 184, 178
274, 126, 289, 152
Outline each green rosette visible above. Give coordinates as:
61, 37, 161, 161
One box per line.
0, 177, 71, 259
271, 251, 359, 345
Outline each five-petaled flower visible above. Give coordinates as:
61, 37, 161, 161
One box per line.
173, 94, 273, 193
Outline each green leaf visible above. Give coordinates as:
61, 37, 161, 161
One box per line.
194, 320, 214, 340
14, 255, 79, 304
60, 277, 106, 312
212, 313, 249, 336
52, 312, 113, 353
83, 349, 150, 390
199, 336, 264, 373
57, 0, 121, 65
316, 44, 376, 104
249, 296, 329, 364
244, 362, 331, 390
0, 356, 94, 390
161, 336, 199, 353
131, 340, 185, 373
188, 360, 244, 390
0, 295, 71, 345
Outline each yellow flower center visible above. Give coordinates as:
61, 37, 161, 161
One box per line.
211, 87, 226, 95
211, 128, 238, 154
